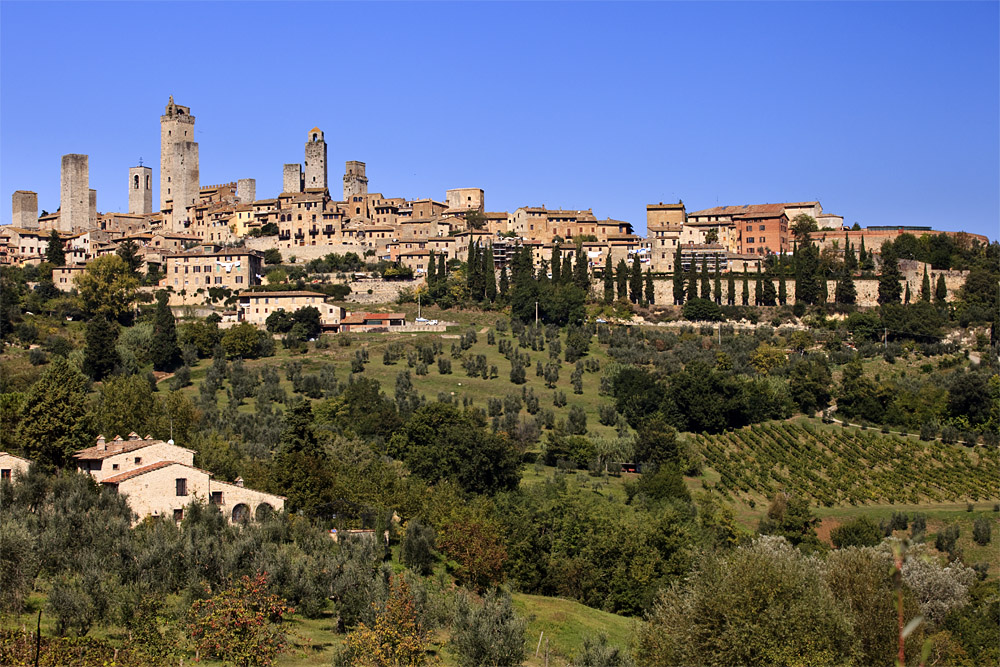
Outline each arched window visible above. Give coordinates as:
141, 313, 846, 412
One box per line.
312, 133, 318, 141
134, 175, 139, 189
146, 175, 151, 189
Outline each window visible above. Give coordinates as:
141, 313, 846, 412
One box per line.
173, 509, 183, 522
112, 463, 119, 470
759, 225, 766, 231
210, 491, 223, 505
134, 457, 142, 464
176, 478, 188, 496
747, 237, 754, 243
1, 469, 10, 481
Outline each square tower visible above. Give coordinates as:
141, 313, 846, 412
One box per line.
343, 161, 368, 201
129, 166, 153, 215
12, 191, 38, 229
304, 127, 327, 191
60, 154, 89, 232
160, 97, 199, 228
283, 164, 303, 194
237, 178, 256, 204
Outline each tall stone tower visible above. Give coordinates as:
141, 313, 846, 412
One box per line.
237, 178, 256, 204
12, 191, 38, 229
160, 96, 199, 230
60, 154, 89, 232
283, 164, 303, 194
129, 165, 153, 215
343, 161, 368, 201
89, 189, 97, 227
304, 127, 327, 191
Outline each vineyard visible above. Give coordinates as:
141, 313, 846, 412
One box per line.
693, 422, 1000, 507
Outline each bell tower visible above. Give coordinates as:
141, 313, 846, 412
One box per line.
304, 127, 327, 191
129, 164, 152, 215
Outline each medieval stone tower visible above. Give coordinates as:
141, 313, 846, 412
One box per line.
12, 191, 38, 229
283, 164, 303, 194
60, 154, 89, 232
343, 161, 368, 201
160, 96, 200, 230
304, 127, 327, 191
129, 165, 153, 215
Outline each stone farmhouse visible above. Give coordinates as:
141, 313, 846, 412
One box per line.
73, 433, 284, 523
237, 290, 345, 330
0, 452, 31, 481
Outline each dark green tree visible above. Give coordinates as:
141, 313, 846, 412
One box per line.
727, 272, 735, 306
794, 241, 823, 305
741, 271, 749, 306
116, 239, 142, 274
843, 238, 857, 273
920, 265, 931, 302
672, 245, 685, 305
712, 256, 722, 304
754, 273, 764, 306
83, 316, 120, 381
438, 253, 447, 282
686, 257, 698, 302
616, 259, 628, 301
778, 253, 788, 305
484, 245, 497, 302
761, 270, 777, 306
835, 265, 857, 305
45, 230, 65, 266
877, 240, 902, 305
269, 400, 334, 516
550, 243, 562, 284
644, 268, 654, 305
629, 253, 642, 304
151, 293, 181, 372
14, 356, 92, 468
498, 264, 509, 298
427, 249, 437, 285
934, 273, 947, 303
573, 245, 589, 291
603, 265, 614, 304
699, 255, 710, 300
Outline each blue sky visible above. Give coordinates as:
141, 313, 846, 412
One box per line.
1, 1, 997, 239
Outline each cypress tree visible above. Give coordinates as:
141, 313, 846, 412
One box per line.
713, 256, 722, 304
45, 230, 65, 266
843, 237, 858, 273
672, 244, 685, 305
644, 268, 654, 305
920, 265, 931, 302
741, 271, 749, 306
835, 265, 857, 305
151, 293, 181, 372
616, 259, 628, 301
778, 254, 788, 306
935, 274, 947, 303
877, 240, 902, 305
686, 255, 698, 302
629, 253, 642, 303
727, 272, 736, 306
551, 244, 562, 284
603, 263, 614, 304
573, 244, 588, 290
484, 245, 497, 302
499, 265, 509, 298
904, 282, 911, 304
762, 269, 777, 306
466, 242, 478, 293
83, 316, 120, 381
700, 255, 711, 300
438, 254, 446, 281
754, 273, 763, 306
427, 249, 437, 285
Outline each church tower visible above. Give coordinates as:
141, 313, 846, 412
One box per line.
160, 96, 200, 230
304, 127, 327, 191
129, 165, 152, 215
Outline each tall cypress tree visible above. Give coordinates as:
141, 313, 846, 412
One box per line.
603, 263, 614, 304
713, 256, 722, 304
778, 253, 788, 305
498, 265, 509, 298
438, 254, 446, 282
466, 242, 478, 293
727, 272, 736, 306
629, 253, 642, 304
644, 268, 655, 305
700, 255, 711, 300
151, 292, 181, 372
616, 259, 628, 301
672, 244, 685, 305
45, 230, 65, 266
83, 316, 120, 381
920, 265, 931, 302
427, 249, 437, 285
934, 274, 947, 303
551, 244, 562, 284
484, 245, 497, 302
741, 271, 749, 306
904, 282, 911, 304
686, 255, 698, 302
843, 237, 858, 273
835, 265, 856, 305
877, 240, 902, 305
573, 245, 589, 290
762, 268, 777, 306
754, 273, 763, 306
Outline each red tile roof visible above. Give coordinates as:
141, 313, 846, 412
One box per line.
100, 461, 176, 484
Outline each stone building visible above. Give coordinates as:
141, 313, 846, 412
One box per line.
160, 97, 200, 231
11, 190, 38, 229
237, 290, 345, 330
129, 165, 153, 215
304, 128, 328, 191
283, 164, 303, 194
60, 154, 89, 232
343, 160, 368, 201
0, 452, 31, 481
161, 244, 263, 293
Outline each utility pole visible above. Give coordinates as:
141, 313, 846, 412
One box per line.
884, 328, 888, 351
535, 300, 539, 327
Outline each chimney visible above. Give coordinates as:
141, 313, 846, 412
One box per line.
96, 435, 106, 451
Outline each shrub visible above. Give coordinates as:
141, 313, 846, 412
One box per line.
451, 589, 526, 667
973, 518, 992, 546
831, 516, 883, 548
934, 523, 960, 556
401, 520, 437, 576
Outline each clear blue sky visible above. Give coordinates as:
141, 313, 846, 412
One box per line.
2, 1, 997, 240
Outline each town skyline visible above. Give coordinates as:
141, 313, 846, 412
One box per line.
2, 2, 998, 240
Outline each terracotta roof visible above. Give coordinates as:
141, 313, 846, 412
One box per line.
100, 461, 176, 484
75, 438, 194, 461
238, 290, 326, 298
0, 451, 32, 464
689, 203, 793, 217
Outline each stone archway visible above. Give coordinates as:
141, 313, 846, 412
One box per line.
232, 503, 250, 523
254, 503, 274, 521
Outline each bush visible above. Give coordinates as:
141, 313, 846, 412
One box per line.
973, 518, 992, 546
935, 523, 961, 556
682, 298, 722, 322
451, 589, 527, 667
401, 520, 437, 575
830, 516, 883, 548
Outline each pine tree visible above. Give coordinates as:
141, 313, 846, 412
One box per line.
427, 249, 437, 285
151, 293, 181, 372
45, 230, 65, 266
14, 356, 92, 469
727, 272, 736, 306
629, 254, 642, 303
484, 245, 497, 302
616, 259, 628, 301
551, 244, 562, 284
741, 271, 749, 306
672, 244, 685, 305
603, 264, 614, 304
644, 268, 655, 304
935, 274, 947, 303
700, 255, 710, 300
920, 265, 931, 302
713, 256, 722, 304
877, 240, 902, 305
83, 315, 120, 381
499, 265, 509, 298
